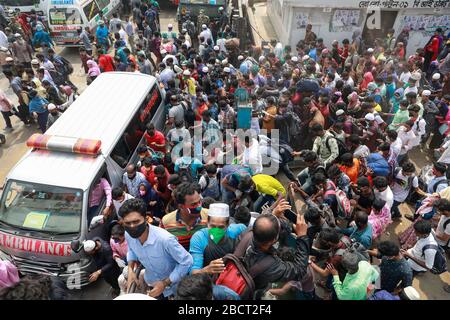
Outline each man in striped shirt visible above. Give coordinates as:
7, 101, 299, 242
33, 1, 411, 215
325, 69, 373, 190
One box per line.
160, 182, 208, 250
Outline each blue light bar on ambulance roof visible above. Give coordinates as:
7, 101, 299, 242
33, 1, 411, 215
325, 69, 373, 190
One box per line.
26, 134, 101, 156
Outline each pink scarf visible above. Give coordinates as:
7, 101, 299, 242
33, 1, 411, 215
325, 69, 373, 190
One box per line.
368, 205, 392, 239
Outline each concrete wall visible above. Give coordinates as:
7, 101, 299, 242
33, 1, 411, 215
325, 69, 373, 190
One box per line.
267, 0, 450, 57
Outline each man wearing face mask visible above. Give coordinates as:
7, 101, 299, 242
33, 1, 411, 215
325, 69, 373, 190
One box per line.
120, 198, 193, 298
83, 238, 121, 296
160, 182, 208, 251
189, 203, 246, 275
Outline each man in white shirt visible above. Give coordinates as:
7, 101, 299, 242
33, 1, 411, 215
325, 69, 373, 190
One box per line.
432, 199, 450, 249
373, 176, 394, 210
112, 187, 134, 218
396, 120, 416, 165
198, 24, 212, 44
398, 64, 411, 87
0, 30, 8, 48
401, 220, 438, 275
387, 130, 402, 166
241, 136, 263, 175
391, 161, 422, 219
408, 104, 426, 147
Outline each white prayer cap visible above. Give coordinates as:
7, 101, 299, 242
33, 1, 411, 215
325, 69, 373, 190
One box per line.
174, 65, 183, 74
238, 55, 244, 61
367, 48, 374, 53
47, 103, 57, 111
114, 293, 157, 300
302, 55, 310, 61
14, 33, 21, 38
410, 72, 421, 81
202, 24, 207, 29
336, 109, 345, 116
31, 59, 39, 65
202, 66, 209, 73
432, 73, 441, 80
83, 240, 96, 253
422, 90, 431, 96
5, 57, 13, 62
183, 69, 191, 76
222, 59, 228, 65
365, 113, 375, 121
0, 47, 8, 52
402, 286, 420, 300
208, 203, 230, 218
291, 56, 299, 62
168, 23, 173, 28
223, 67, 231, 73
213, 45, 220, 51
258, 56, 265, 62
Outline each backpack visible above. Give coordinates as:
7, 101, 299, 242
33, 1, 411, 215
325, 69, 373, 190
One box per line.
421, 244, 447, 275
216, 231, 274, 299
59, 56, 74, 75
335, 236, 370, 262
325, 134, 349, 161
432, 179, 450, 193
325, 181, 352, 219
215, 253, 273, 299
178, 161, 194, 183
201, 173, 221, 200
182, 100, 195, 127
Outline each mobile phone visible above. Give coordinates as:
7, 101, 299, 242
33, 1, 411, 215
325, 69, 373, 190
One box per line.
284, 209, 298, 224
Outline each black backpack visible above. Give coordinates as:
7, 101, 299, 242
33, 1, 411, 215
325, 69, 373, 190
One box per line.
325, 134, 349, 160
182, 100, 195, 128
432, 179, 450, 193
421, 243, 447, 275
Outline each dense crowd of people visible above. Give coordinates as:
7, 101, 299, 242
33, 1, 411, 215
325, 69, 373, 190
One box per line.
0, 0, 450, 300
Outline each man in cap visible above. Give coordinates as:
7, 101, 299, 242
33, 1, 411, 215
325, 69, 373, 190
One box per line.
189, 203, 246, 274
11, 33, 32, 68
162, 23, 177, 42
181, 14, 196, 39
218, 6, 228, 32
197, 9, 210, 35
83, 238, 121, 296
199, 24, 212, 45
182, 69, 197, 98
45, 103, 61, 130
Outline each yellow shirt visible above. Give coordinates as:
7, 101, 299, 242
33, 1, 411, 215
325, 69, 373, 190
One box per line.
187, 78, 196, 96
252, 174, 286, 198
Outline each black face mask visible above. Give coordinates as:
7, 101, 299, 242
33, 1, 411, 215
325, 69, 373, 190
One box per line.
125, 221, 147, 238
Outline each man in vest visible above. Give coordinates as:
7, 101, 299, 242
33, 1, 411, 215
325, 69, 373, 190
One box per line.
189, 203, 246, 275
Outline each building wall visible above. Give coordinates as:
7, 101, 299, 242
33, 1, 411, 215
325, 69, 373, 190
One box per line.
267, 0, 450, 57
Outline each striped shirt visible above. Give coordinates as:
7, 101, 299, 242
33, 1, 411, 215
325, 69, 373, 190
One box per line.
160, 209, 208, 250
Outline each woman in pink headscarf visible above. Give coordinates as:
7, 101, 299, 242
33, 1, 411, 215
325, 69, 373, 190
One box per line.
368, 199, 392, 240
86, 60, 101, 84
0, 261, 20, 289
359, 71, 374, 91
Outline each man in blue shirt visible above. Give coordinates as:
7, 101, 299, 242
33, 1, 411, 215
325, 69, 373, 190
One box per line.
337, 211, 373, 249
120, 198, 193, 299
189, 203, 246, 274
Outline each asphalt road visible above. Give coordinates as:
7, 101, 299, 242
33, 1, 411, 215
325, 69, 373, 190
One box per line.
0, 4, 449, 299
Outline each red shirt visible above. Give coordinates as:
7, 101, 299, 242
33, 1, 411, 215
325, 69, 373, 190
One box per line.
144, 130, 166, 153
195, 103, 208, 121
140, 165, 156, 185
98, 54, 115, 72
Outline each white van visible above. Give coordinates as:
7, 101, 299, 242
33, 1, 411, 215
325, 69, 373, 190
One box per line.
45, 0, 120, 46
0, 72, 165, 287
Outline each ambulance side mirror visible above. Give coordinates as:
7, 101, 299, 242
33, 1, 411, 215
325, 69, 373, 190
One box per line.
71, 240, 82, 253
